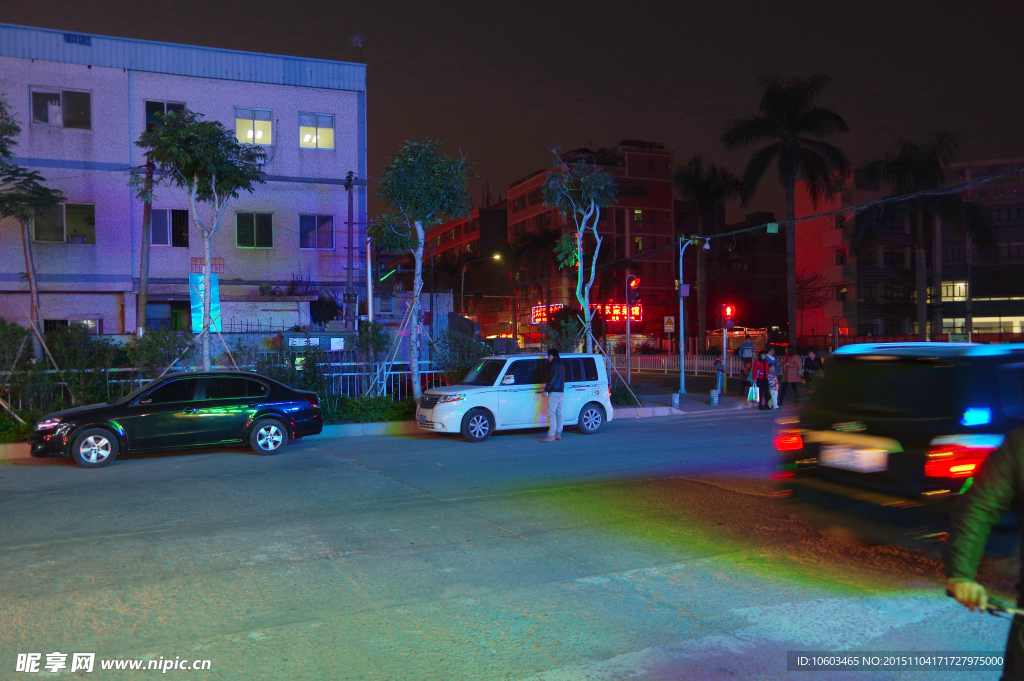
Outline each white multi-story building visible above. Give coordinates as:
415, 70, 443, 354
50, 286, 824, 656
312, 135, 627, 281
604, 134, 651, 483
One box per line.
0, 23, 367, 333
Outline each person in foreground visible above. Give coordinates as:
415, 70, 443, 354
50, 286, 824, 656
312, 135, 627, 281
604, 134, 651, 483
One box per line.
946, 426, 1024, 679
542, 348, 564, 442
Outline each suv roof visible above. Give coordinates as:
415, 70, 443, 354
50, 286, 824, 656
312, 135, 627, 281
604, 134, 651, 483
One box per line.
834, 342, 1024, 358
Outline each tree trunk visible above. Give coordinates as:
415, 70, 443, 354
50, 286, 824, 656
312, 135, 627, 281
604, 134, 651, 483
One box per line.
912, 211, 927, 341
201, 233, 213, 370
137, 157, 154, 336
20, 218, 42, 332
696, 213, 707, 353
785, 179, 798, 349
410, 220, 425, 399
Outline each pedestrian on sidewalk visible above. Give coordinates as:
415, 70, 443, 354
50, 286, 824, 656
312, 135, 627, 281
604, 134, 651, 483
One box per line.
766, 347, 780, 409
542, 348, 565, 442
779, 349, 803, 406
737, 335, 755, 361
803, 349, 825, 394
751, 351, 771, 410
714, 356, 726, 395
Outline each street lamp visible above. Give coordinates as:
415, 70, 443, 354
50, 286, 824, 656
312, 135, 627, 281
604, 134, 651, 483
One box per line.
676, 238, 703, 395
461, 253, 501, 316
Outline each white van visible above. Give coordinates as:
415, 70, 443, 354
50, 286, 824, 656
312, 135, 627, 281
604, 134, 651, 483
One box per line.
415, 354, 614, 442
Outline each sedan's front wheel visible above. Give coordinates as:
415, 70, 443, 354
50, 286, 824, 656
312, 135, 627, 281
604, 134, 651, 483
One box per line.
71, 428, 119, 468
250, 419, 288, 455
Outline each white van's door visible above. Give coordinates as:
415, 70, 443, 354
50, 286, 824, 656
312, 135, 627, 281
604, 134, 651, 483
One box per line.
562, 356, 601, 422
498, 358, 547, 426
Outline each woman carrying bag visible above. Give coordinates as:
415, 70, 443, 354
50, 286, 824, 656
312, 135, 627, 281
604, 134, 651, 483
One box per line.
751, 351, 771, 410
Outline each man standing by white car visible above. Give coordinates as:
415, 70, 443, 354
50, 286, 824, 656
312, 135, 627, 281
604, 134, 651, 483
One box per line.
542, 349, 565, 442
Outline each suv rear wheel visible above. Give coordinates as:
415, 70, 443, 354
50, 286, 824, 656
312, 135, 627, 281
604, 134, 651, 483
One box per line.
461, 409, 494, 443
578, 403, 605, 435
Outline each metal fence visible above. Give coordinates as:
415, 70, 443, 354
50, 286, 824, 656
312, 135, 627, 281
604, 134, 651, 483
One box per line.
607, 355, 745, 376
0, 361, 445, 414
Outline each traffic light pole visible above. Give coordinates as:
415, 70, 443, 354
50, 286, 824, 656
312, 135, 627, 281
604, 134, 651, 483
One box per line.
626, 275, 638, 385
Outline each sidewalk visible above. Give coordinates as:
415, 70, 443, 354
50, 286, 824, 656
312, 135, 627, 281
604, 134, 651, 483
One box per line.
613, 391, 749, 419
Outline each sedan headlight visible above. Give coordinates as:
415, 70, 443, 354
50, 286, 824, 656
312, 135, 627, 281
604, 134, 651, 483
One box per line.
438, 394, 466, 403
35, 417, 62, 431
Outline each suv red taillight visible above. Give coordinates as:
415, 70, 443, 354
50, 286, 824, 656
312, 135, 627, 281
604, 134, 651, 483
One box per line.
925, 437, 1001, 478
303, 394, 320, 409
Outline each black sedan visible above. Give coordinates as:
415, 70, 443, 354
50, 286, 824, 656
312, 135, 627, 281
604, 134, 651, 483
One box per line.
29, 371, 323, 468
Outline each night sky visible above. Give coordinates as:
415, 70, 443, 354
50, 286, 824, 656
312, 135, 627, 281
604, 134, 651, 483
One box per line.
8, 0, 1024, 221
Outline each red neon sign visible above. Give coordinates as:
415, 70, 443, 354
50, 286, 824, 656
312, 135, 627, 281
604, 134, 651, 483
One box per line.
531, 304, 564, 325
591, 303, 642, 322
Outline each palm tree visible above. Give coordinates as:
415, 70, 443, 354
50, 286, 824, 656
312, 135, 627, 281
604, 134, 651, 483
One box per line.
722, 75, 850, 348
853, 132, 993, 340
673, 155, 741, 350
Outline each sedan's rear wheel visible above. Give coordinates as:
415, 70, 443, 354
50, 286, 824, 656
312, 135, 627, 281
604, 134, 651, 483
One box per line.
578, 403, 605, 435
71, 428, 119, 468
461, 409, 493, 443
250, 419, 287, 454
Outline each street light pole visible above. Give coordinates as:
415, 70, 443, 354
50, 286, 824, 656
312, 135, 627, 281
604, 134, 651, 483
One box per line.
678, 237, 693, 395
460, 254, 501, 316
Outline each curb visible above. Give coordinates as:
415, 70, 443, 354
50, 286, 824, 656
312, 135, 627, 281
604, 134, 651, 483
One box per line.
0, 442, 31, 460
303, 421, 421, 440
614, 401, 747, 419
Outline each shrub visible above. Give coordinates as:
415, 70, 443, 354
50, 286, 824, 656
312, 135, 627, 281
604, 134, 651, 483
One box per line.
326, 396, 416, 423
611, 386, 642, 407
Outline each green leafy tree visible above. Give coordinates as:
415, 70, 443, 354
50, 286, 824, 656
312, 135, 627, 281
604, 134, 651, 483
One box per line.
0, 96, 65, 332
722, 75, 850, 348
540, 305, 583, 353
854, 132, 992, 340
673, 155, 741, 350
371, 140, 472, 398
431, 329, 490, 384
137, 109, 266, 369
542, 150, 618, 352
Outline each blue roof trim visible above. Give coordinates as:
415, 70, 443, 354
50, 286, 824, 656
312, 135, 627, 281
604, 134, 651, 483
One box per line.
0, 23, 365, 92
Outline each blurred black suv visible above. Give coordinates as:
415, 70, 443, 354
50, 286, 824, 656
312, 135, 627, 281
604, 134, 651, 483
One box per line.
29, 371, 323, 468
776, 342, 1024, 552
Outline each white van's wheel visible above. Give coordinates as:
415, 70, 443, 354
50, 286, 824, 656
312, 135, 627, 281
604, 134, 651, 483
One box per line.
578, 403, 605, 434
461, 409, 494, 443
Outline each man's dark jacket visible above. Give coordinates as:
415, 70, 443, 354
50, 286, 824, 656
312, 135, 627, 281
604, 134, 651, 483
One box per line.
545, 359, 564, 393
946, 427, 1024, 581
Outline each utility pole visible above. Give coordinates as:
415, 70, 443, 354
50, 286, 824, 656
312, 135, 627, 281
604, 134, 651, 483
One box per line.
344, 170, 354, 329
136, 155, 155, 337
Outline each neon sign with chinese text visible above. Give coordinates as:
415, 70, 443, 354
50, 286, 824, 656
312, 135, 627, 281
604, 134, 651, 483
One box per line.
531, 304, 564, 325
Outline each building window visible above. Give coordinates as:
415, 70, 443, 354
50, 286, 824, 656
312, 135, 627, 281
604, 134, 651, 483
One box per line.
942, 247, 965, 263
235, 108, 272, 145
836, 286, 847, 302
648, 160, 656, 171
44, 319, 101, 334
633, 209, 643, 225
998, 243, 1024, 260
145, 101, 185, 132
634, 236, 643, 252
941, 281, 968, 302
882, 249, 905, 267
151, 209, 189, 247
236, 212, 273, 248
299, 113, 334, 149
510, 197, 526, 213
30, 88, 91, 129
33, 204, 95, 244
299, 214, 334, 250
835, 249, 847, 266
528, 189, 544, 206
857, 286, 878, 303
621, 185, 647, 197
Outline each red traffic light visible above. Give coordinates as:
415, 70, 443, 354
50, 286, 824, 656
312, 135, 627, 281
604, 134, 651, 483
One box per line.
628, 277, 640, 289
724, 305, 736, 318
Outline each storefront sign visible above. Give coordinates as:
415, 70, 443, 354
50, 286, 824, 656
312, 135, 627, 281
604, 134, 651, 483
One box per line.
189, 273, 222, 333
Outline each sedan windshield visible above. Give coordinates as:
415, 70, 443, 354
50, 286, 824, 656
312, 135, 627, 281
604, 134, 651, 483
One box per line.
461, 359, 506, 386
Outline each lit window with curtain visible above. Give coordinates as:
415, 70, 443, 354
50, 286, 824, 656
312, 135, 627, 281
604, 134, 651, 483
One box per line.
299, 214, 334, 250
299, 114, 335, 149
235, 108, 272, 145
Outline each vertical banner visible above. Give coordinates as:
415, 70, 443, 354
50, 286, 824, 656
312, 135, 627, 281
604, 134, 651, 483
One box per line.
189, 273, 222, 333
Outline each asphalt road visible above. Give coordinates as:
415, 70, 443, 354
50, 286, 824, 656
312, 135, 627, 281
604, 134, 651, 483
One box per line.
0, 410, 1013, 680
